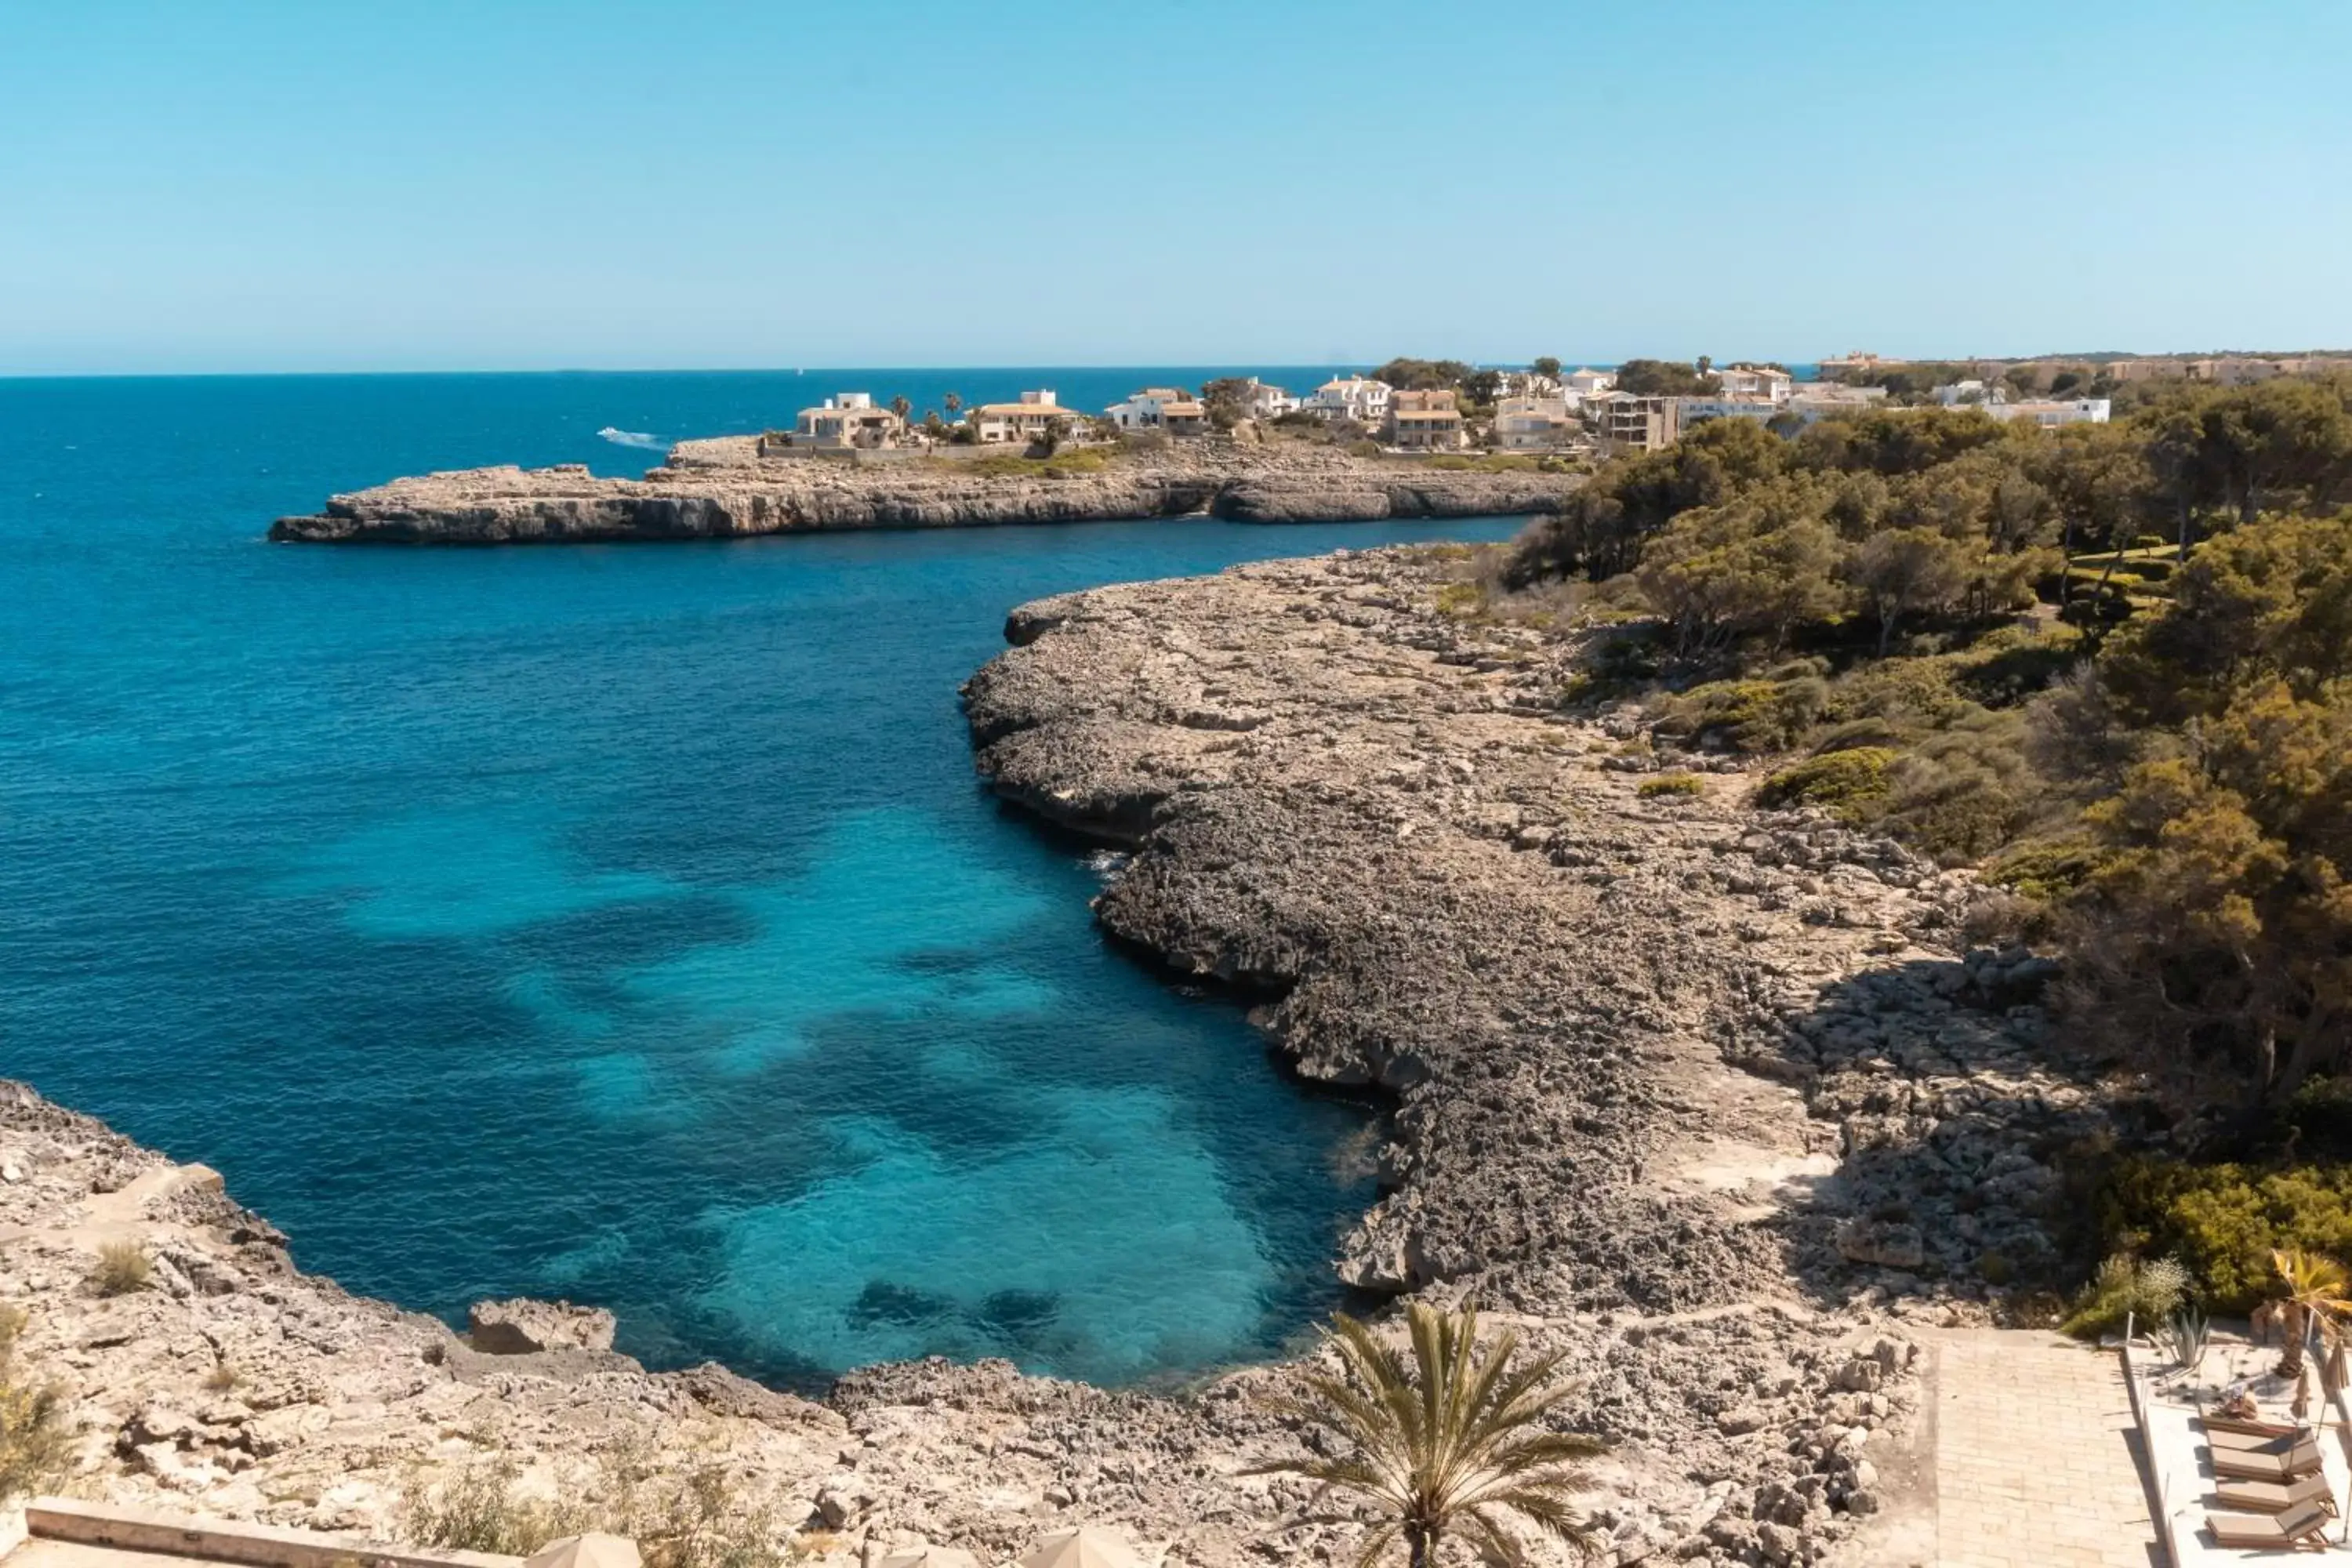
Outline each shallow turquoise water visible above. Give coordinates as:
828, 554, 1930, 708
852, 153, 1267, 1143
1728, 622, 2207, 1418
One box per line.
0, 370, 1522, 1387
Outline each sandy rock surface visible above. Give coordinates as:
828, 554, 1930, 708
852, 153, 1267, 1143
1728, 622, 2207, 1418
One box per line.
2, 546, 2118, 1568
267, 439, 1579, 543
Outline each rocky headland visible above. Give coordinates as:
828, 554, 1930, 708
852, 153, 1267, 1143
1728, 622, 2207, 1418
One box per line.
2, 546, 2121, 1568
266, 438, 1580, 544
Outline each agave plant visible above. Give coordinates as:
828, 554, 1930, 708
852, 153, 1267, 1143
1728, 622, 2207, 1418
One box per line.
2161, 1307, 2210, 1376
1255, 1301, 1604, 1568
2271, 1248, 2352, 1379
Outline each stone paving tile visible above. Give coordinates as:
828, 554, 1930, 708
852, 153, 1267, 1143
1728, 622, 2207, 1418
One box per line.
1932, 1330, 2158, 1568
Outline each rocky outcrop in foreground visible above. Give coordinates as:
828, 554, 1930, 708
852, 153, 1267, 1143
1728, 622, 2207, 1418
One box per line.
2, 547, 2118, 1568
268, 438, 1579, 544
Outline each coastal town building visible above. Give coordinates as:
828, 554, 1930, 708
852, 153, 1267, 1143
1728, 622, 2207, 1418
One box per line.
1564, 368, 1617, 400
1987, 397, 2112, 427
970, 390, 1076, 445
1492, 394, 1579, 449
1387, 388, 1468, 451
1584, 390, 1680, 452
1783, 383, 1889, 419
792, 393, 905, 451
1302, 376, 1392, 425
1817, 351, 1903, 378
1933, 379, 1998, 406
1104, 387, 1210, 436
1713, 365, 1794, 404
1492, 371, 1563, 401
1228, 378, 1297, 419
1675, 397, 1784, 430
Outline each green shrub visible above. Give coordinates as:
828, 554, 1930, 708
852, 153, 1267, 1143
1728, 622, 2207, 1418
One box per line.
1345, 440, 1382, 459
1825, 657, 1972, 728
1637, 773, 1706, 798
405, 1449, 785, 1568
1433, 581, 1486, 619
1755, 747, 1897, 818
1654, 677, 1828, 753
403, 1457, 586, 1557
1984, 838, 2109, 902
0, 1307, 71, 1504
2060, 1252, 2189, 1338
2096, 1157, 2352, 1312
1881, 744, 2033, 862
90, 1242, 150, 1297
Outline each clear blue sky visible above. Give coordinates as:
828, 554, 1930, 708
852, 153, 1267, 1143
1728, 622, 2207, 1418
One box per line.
4, 2, 2347, 374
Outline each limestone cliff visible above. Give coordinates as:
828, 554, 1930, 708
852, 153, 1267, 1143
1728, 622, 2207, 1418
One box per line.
267, 439, 1580, 544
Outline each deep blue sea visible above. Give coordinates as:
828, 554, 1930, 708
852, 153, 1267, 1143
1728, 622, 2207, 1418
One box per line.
0, 369, 1523, 1388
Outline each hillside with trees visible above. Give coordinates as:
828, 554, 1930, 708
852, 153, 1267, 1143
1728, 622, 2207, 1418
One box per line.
1483, 372, 2352, 1314
1497, 376, 2352, 1112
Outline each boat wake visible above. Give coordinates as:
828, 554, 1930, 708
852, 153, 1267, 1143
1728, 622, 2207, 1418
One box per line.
597, 426, 663, 450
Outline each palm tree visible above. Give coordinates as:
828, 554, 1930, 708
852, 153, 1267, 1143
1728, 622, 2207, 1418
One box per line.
1255, 1302, 1602, 1568
891, 394, 912, 424
944, 391, 963, 417
2271, 1248, 2352, 1379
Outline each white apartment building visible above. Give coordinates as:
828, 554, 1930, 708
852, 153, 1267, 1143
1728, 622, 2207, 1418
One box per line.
1675, 397, 1784, 430
1714, 365, 1794, 404
1988, 398, 2112, 427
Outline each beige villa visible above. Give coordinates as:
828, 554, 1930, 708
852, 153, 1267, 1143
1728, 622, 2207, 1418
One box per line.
789, 393, 905, 450
970, 390, 1076, 445
1493, 394, 1577, 449
1388, 388, 1468, 451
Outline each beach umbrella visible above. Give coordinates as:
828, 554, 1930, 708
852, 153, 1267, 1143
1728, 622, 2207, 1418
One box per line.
1019, 1526, 1142, 1568
526, 1535, 643, 1568
878, 1548, 980, 1568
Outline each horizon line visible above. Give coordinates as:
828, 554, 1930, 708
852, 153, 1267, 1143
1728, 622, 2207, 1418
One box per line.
5, 346, 2347, 383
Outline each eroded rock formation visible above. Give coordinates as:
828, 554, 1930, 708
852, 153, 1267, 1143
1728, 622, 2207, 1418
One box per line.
267, 439, 1581, 544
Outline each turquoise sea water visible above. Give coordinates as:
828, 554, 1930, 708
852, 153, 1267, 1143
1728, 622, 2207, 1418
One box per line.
0, 370, 1522, 1388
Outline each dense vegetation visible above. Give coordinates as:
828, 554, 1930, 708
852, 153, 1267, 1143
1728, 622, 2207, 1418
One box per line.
1501, 378, 2352, 1115
1611, 358, 1722, 397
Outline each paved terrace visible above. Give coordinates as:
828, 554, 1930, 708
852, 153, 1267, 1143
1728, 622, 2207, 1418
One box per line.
1929, 1330, 2160, 1568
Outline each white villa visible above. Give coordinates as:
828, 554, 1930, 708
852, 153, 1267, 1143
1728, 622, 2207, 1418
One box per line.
1302, 376, 1392, 425
1564, 368, 1617, 401
1232, 378, 1297, 419
1104, 387, 1210, 435
970, 390, 1076, 445
793, 392, 905, 450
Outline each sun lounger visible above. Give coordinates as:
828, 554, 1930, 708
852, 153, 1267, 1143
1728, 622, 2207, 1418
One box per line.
2205, 1499, 2332, 1550
2211, 1425, 2315, 1452
2205, 1410, 2305, 1439
2213, 1439, 2325, 1482
2216, 1471, 2337, 1515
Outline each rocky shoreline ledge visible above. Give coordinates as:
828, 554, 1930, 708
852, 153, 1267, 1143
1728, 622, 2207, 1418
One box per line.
266, 438, 1579, 544
2, 546, 2117, 1568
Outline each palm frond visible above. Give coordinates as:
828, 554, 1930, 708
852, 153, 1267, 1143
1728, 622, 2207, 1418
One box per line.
1256, 1302, 1602, 1566
1348, 1523, 1401, 1568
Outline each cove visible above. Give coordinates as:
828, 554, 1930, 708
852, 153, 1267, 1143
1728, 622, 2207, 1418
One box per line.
0, 371, 1525, 1388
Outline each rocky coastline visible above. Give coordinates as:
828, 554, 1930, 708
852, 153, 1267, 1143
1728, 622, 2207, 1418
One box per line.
1, 546, 2122, 1567
266, 437, 1580, 544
